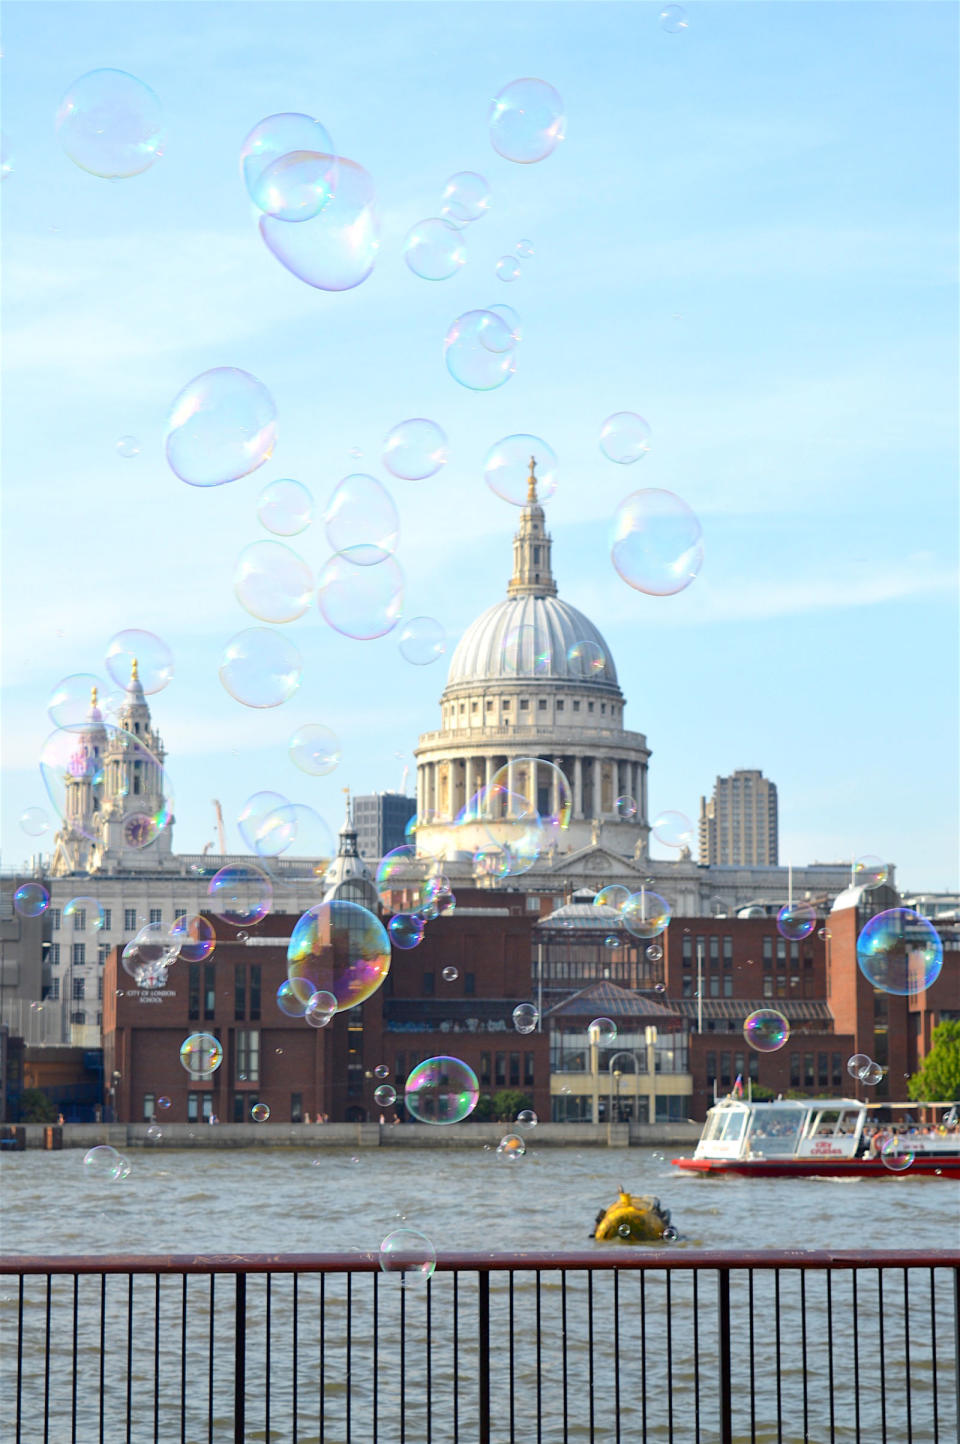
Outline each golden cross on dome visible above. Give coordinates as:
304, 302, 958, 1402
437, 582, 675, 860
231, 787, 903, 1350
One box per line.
527, 456, 538, 504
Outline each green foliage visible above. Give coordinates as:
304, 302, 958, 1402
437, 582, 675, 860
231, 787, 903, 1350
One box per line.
747, 1085, 776, 1101
17, 1088, 58, 1123
491, 1089, 532, 1122
471, 1093, 494, 1122
908, 1020, 960, 1102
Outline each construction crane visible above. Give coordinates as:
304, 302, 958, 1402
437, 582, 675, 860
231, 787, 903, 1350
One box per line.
212, 800, 227, 855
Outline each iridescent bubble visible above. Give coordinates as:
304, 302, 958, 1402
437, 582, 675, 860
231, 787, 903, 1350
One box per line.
63, 896, 106, 931
47, 673, 108, 731
516, 1109, 538, 1128
257, 478, 313, 536
382, 419, 449, 481
777, 904, 817, 942
179, 1033, 223, 1077
846, 1053, 871, 1079
276, 978, 314, 1017
615, 795, 638, 821
512, 1003, 539, 1034
588, 1018, 618, 1046
374, 1083, 397, 1108
859, 1060, 884, 1086
287, 900, 391, 1012
238, 792, 288, 852
646, 943, 663, 962
485, 303, 522, 342
324, 474, 400, 558
404, 1056, 479, 1124
389, 913, 426, 950
399, 617, 447, 666
489, 78, 565, 164
379, 1229, 436, 1286
240, 112, 334, 207
612, 489, 703, 596
157, 1097, 171, 1110
207, 865, 272, 926
652, 811, 694, 850
219, 628, 302, 708
19, 806, 50, 837
289, 725, 341, 776
234, 541, 313, 624
853, 855, 889, 890
743, 1009, 790, 1053
473, 846, 510, 880
251, 149, 337, 223
604, 934, 620, 949
13, 883, 49, 918
123, 924, 181, 978
441, 171, 491, 222
170, 914, 216, 963
488, 758, 572, 836
856, 909, 943, 996
515, 239, 534, 259
116, 435, 140, 459
374, 1064, 390, 1080
252, 804, 334, 864
880, 1137, 914, 1172
376, 846, 420, 904
622, 891, 671, 939
304, 989, 338, 1028
404, 217, 467, 280
317, 550, 404, 641
660, 4, 689, 33
497, 1133, 526, 1161
566, 640, 607, 676
484, 434, 557, 506
441, 966, 459, 982
83, 1144, 127, 1181
39, 722, 173, 850
56, 69, 163, 178
444, 309, 517, 391
495, 255, 521, 283
502, 624, 553, 677
260, 157, 380, 292
166, 368, 277, 488
105, 631, 173, 695
594, 885, 630, 910
600, 412, 652, 465
251, 1103, 271, 1123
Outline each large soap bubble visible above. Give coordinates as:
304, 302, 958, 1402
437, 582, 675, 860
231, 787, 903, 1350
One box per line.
743, 1009, 790, 1053
600, 412, 652, 464
257, 478, 313, 536
238, 791, 288, 851
376, 845, 420, 904
622, 890, 671, 939
166, 368, 277, 488
260, 157, 379, 291
57, 69, 164, 178
234, 542, 313, 624
105, 630, 173, 695
489, 78, 565, 164
251, 150, 337, 223
219, 628, 301, 708
441, 171, 491, 222
240, 112, 334, 208
289, 725, 341, 776
404, 1056, 479, 1124
317, 550, 404, 640
379, 1229, 436, 1286
170, 914, 216, 963
19, 806, 50, 837
14, 883, 49, 918
404, 218, 466, 280
324, 475, 400, 558
612, 489, 703, 597
488, 757, 571, 835
651, 810, 694, 849
856, 909, 943, 996
444, 309, 517, 391
48, 673, 108, 732
179, 1033, 223, 1077
39, 723, 173, 847
777, 903, 817, 942
251, 803, 333, 864
207, 865, 273, 927
382, 419, 448, 481
398, 617, 446, 666
853, 855, 889, 890
484, 435, 557, 506
287, 900, 391, 1012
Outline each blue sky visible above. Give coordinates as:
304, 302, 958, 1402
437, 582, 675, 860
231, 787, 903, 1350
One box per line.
2, 1, 957, 889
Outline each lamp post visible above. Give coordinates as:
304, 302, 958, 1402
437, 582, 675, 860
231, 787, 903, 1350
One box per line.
607, 1049, 641, 1129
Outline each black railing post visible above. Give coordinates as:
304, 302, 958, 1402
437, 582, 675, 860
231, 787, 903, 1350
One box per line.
234, 1275, 246, 1444
718, 1269, 732, 1444
478, 1272, 490, 1444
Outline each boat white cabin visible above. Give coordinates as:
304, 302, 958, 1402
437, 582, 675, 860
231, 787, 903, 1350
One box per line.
692, 1097, 959, 1164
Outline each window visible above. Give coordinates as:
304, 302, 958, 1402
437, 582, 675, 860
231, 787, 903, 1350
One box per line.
832, 1053, 842, 1088
174, 908, 186, 921
588, 702, 594, 712
97, 976, 103, 1001
98, 943, 110, 965
149, 908, 162, 925
762, 977, 773, 998
464, 972, 475, 996
804, 1054, 814, 1087
50, 909, 61, 930
509, 1052, 520, 1085
762, 937, 773, 963
143, 1093, 155, 1120
495, 1053, 506, 1085
573, 701, 580, 712
723, 976, 733, 997
236, 1030, 260, 1082
73, 909, 86, 931
656, 1095, 691, 1122
479, 1052, 491, 1085
124, 908, 137, 932
422, 971, 435, 996
709, 936, 719, 964
291, 1094, 303, 1123
817, 1053, 829, 1088
748, 1055, 759, 1082
188, 1093, 214, 1123
204, 963, 215, 1020
72, 977, 85, 1001
682, 976, 693, 997
524, 1052, 534, 1085
723, 936, 733, 963
70, 1011, 86, 1025
705, 1051, 717, 1081
696, 936, 705, 961
709, 976, 720, 997
188, 964, 200, 1022
720, 1053, 731, 1084
502, 700, 510, 709
49, 977, 60, 1000
72, 943, 86, 967
520, 699, 529, 710
776, 975, 787, 997
233, 1093, 250, 1123
235, 964, 246, 1021
556, 700, 564, 711
539, 699, 547, 710
776, 939, 787, 962
250, 965, 261, 1020
682, 935, 692, 964
50, 944, 60, 967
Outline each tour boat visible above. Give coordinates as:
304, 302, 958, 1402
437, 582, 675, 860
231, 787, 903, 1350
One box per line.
671, 1097, 960, 1179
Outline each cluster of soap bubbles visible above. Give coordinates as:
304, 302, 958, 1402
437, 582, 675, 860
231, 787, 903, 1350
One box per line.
847, 1053, 884, 1087
121, 920, 183, 989
856, 909, 943, 996
743, 1008, 790, 1053
405, 170, 491, 280
83, 1144, 132, 1182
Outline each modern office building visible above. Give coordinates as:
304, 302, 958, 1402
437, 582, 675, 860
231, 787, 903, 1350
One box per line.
698, 769, 779, 867
351, 792, 416, 862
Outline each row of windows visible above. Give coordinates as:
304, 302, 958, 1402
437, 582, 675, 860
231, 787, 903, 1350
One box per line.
391, 1050, 536, 1088
790, 1053, 845, 1089
704, 1052, 759, 1083
50, 906, 189, 933
446, 697, 619, 722
679, 936, 814, 965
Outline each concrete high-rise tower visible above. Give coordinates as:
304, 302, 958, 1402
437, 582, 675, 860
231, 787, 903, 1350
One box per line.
698, 770, 778, 866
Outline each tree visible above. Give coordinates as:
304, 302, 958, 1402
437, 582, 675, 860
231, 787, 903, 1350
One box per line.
17, 1089, 58, 1123
908, 1020, 960, 1102
491, 1089, 532, 1122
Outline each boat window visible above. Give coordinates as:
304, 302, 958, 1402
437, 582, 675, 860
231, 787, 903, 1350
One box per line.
810, 1108, 843, 1137
718, 1110, 748, 1143
748, 1107, 804, 1154
701, 1111, 723, 1143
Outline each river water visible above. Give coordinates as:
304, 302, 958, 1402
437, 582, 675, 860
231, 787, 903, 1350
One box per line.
1, 1145, 956, 1442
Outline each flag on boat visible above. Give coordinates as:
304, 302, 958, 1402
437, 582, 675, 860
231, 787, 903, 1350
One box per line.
733, 1074, 744, 1097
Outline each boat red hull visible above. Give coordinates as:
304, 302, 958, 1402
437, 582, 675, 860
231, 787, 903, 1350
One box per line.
671, 1156, 960, 1179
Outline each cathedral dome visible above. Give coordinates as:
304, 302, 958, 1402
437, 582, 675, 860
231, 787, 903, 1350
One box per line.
445, 595, 619, 691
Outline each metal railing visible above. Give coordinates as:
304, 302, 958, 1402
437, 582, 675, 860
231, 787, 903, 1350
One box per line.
0, 1250, 957, 1443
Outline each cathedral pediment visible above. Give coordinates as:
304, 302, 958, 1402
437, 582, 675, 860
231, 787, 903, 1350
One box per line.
543, 845, 649, 876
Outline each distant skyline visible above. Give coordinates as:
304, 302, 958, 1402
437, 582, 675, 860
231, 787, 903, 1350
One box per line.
2, 2, 957, 891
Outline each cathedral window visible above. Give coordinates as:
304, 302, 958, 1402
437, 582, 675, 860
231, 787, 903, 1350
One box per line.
539, 699, 547, 710
520, 699, 529, 709
573, 701, 580, 712
124, 908, 137, 932
503, 699, 510, 709
588, 702, 594, 712
601, 704, 606, 714
556, 700, 564, 711
72, 944, 85, 967
50, 909, 61, 930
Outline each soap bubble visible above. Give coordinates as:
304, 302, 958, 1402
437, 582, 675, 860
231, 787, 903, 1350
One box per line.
56, 69, 164, 178
207, 865, 273, 926
615, 795, 638, 820
859, 1060, 884, 1086
382, 419, 448, 481
240, 112, 333, 206
399, 617, 447, 666
234, 541, 313, 624
652, 811, 694, 850
646, 943, 663, 962
588, 1018, 618, 1046
600, 412, 652, 465
441, 966, 459, 983
252, 803, 333, 864
179, 1034, 223, 1077
743, 1009, 790, 1053
83, 1144, 127, 1182
495, 255, 521, 282
880, 1137, 914, 1172
166, 368, 277, 488
486, 303, 522, 342
847, 1054, 871, 1079
170, 914, 216, 963
63, 896, 105, 931
444, 309, 517, 391
116, 435, 141, 459
497, 1133, 526, 1160
317, 550, 404, 640
287, 900, 391, 1012
238, 792, 287, 852
777, 904, 817, 942
13, 883, 49, 918
441, 171, 491, 222
251, 149, 337, 223
219, 628, 302, 708
404, 217, 467, 280
856, 909, 943, 996
488, 758, 572, 835
515, 239, 534, 258
389, 913, 426, 950
516, 1109, 538, 1128
301, 990, 337, 1028
489, 78, 565, 164
512, 1003, 539, 1034
38, 724, 170, 849
47, 673, 110, 732
251, 1103, 271, 1123
157, 1097, 171, 1111
276, 978, 314, 1018
612, 489, 703, 596
622, 891, 671, 939
105, 630, 173, 695
289, 724, 341, 776
501, 625, 552, 677
376, 846, 420, 903
660, 4, 689, 33
123, 924, 181, 978
594, 885, 630, 910
379, 1229, 436, 1286
19, 806, 50, 837
484, 434, 558, 506
260, 157, 379, 292
567, 640, 607, 676
374, 1083, 397, 1107
404, 1056, 479, 1123
257, 478, 313, 536
324, 474, 400, 558
853, 855, 889, 891
603, 934, 620, 949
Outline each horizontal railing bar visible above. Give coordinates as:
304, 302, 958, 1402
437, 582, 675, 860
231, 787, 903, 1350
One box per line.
0, 1249, 956, 1275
